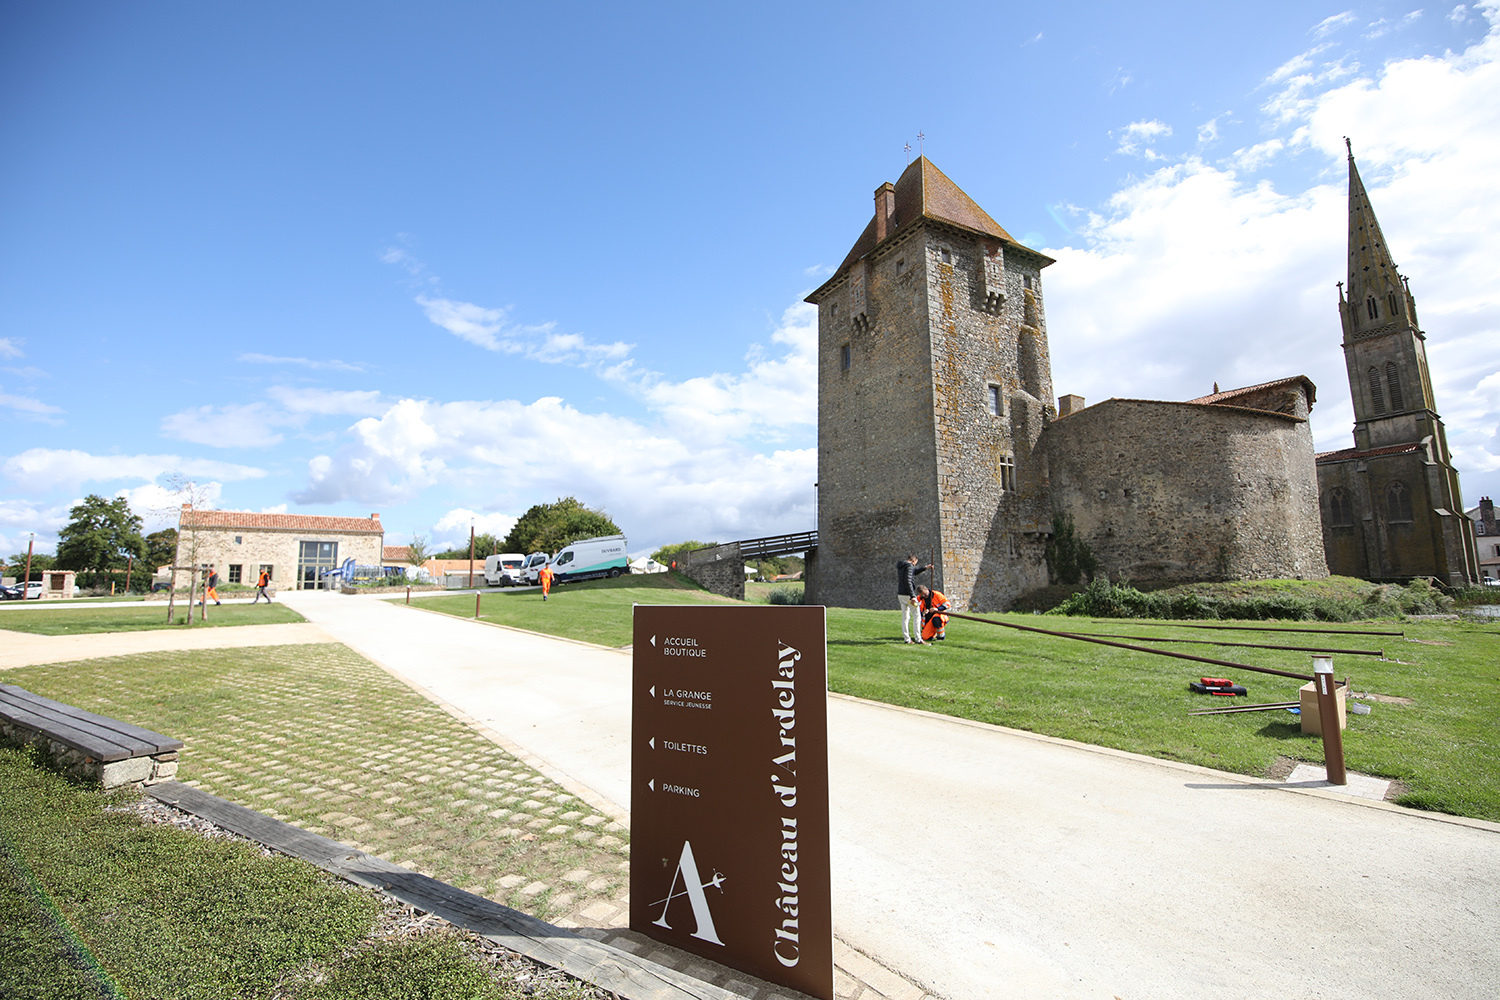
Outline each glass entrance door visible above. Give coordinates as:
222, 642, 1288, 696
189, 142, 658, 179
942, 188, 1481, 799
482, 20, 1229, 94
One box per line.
297, 541, 339, 589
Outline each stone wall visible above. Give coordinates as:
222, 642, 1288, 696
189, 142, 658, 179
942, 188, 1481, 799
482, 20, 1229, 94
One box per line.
174, 526, 383, 590
0, 719, 179, 789
1041, 398, 1329, 584
679, 543, 745, 600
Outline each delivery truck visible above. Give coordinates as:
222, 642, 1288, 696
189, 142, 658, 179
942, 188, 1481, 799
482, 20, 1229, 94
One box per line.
545, 535, 629, 584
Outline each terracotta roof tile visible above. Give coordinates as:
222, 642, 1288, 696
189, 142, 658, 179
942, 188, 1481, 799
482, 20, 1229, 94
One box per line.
180, 509, 383, 533
1185, 375, 1318, 408
1316, 442, 1423, 463
382, 546, 411, 561
821, 158, 1048, 290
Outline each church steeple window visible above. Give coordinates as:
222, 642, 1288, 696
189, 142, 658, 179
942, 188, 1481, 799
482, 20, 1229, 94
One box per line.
1367, 366, 1386, 414
1385, 362, 1403, 411
1366, 297, 1379, 320
1388, 291, 1400, 317
1386, 480, 1413, 522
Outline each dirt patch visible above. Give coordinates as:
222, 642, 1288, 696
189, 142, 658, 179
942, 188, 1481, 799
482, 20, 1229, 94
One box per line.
1266, 756, 1300, 781
1353, 691, 1415, 705
1407, 638, 1454, 646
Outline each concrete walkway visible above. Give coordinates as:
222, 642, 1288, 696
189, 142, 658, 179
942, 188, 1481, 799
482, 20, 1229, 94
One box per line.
281, 593, 1500, 998
0, 622, 336, 669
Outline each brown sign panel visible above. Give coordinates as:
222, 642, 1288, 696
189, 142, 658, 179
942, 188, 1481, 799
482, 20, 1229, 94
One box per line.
631, 605, 831, 999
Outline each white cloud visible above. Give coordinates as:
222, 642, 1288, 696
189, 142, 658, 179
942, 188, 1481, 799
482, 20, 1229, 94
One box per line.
1451, 4, 1471, 24
1230, 138, 1287, 171
0, 338, 22, 359
1311, 11, 1358, 38
112, 481, 226, 530
0, 388, 64, 424
237, 353, 367, 373
160, 403, 287, 447
1115, 120, 1173, 158
413, 293, 633, 368
266, 386, 385, 416
2, 448, 265, 492
1196, 117, 1221, 145
1045, 6, 1500, 501
432, 508, 520, 549
260, 503, 288, 514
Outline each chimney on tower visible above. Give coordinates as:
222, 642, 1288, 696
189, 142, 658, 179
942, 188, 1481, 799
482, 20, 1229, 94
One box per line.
874, 182, 896, 243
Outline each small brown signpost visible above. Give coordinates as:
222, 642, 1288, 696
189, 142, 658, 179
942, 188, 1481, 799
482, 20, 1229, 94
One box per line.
631, 605, 832, 1000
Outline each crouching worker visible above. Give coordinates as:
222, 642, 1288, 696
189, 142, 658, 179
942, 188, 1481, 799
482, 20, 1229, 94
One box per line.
915, 584, 950, 643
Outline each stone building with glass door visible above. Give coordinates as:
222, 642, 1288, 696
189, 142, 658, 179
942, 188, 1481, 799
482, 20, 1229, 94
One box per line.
173, 506, 384, 590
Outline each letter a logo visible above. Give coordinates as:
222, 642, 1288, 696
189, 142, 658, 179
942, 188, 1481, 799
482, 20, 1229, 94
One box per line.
651, 840, 726, 945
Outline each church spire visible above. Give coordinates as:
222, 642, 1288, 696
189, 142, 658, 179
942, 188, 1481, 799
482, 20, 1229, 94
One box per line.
1340, 140, 1418, 341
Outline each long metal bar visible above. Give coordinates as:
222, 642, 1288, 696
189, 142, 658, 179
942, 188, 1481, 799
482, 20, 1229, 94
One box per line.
1188, 702, 1301, 716
943, 611, 1317, 682
1089, 620, 1402, 637
1076, 632, 1384, 658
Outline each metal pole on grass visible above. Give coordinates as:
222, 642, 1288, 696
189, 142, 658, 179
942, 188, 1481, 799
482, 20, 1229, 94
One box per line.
406, 585, 411, 605
475, 592, 481, 619
1313, 655, 1347, 785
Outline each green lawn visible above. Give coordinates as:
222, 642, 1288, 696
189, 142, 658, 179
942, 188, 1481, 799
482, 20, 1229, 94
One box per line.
0, 602, 305, 635
434, 577, 1499, 821
0, 747, 600, 999
826, 608, 1500, 822
421, 572, 736, 647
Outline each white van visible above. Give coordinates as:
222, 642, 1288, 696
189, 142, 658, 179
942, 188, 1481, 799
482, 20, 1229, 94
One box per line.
484, 553, 526, 587
547, 535, 629, 584
521, 552, 551, 585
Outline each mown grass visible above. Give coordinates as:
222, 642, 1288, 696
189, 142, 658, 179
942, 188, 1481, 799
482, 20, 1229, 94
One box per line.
0, 747, 594, 999
0, 602, 305, 635
422, 572, 735, 647
826, 607, 1500, 821
4, 644, 629, 923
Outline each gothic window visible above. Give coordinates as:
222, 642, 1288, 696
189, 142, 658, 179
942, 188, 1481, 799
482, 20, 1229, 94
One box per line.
1366, 297, 1379, 320
998, 456, 1016, 492
1388, 291, 1400, 317
1386, 481, 1413, 523
1385, 361, 1403, 411
840, 343, 851, 371
1367, 366, 1386, 414
1326, 487, 1353, 526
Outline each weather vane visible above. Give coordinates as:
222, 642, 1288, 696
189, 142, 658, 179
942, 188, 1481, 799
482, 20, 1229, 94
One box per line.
904, 141, 912, 163
917, 130, 926, 156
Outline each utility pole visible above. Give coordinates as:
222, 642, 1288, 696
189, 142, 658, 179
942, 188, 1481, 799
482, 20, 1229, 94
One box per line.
23, 533, 34, 600
468, 520, 476, 589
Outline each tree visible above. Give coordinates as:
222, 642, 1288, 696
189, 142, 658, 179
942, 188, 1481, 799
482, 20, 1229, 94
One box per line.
145, 529, 178, 570
1044, 511, 1098, 585
55, 495, 146, 577
6, 552, 55, 576
653, 540, 716, 564
406, 534, 431, 568
502, 497, 621, 555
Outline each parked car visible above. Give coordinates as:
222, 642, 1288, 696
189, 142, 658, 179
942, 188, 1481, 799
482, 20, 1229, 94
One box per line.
484, 553, 527, 587
1, 581, 43, 600
151, 580, 173, 592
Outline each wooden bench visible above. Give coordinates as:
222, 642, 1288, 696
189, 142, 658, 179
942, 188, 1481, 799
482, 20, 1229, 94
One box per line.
0, 683, 184, 789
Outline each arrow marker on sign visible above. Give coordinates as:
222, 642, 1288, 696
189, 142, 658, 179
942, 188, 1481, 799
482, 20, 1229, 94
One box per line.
650, 634, 656, 647
649, 737, 655, 749
649, 685, 655, 698
648, 779, 655, 791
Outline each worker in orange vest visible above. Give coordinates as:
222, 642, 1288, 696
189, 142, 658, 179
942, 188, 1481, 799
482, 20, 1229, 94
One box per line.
915, 584, 950, 643
538, 562, 554, 602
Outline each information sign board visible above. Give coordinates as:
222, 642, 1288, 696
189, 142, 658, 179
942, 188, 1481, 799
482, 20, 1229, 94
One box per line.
631, 605, 831, 999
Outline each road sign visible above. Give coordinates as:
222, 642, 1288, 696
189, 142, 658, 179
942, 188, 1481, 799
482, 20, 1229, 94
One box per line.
631, 604, 831, 999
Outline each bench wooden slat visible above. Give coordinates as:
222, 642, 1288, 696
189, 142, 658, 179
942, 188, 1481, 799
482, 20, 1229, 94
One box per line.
0, 684, 183, 754
0, 702, 141, 761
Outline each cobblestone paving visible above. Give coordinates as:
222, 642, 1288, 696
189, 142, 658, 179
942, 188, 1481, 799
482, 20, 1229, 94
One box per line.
6, 643, 629, 926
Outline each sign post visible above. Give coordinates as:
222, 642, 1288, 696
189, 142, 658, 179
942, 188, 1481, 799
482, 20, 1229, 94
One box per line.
631, 604, 832, 1000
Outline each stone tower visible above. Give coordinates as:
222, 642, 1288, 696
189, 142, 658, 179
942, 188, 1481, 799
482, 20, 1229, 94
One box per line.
806, 158, 1054, 611
1316, 143, 1479, 585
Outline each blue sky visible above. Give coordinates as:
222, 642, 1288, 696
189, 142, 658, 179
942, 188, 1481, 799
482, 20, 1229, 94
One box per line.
4, 1, 1498, 558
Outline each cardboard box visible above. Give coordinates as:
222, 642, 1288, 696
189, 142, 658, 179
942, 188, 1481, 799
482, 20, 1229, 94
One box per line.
1299, 680, 1347, 735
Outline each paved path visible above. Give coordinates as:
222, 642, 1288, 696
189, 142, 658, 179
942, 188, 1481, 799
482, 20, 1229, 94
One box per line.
283, 593, 1499, 999
0, 622, 336, 669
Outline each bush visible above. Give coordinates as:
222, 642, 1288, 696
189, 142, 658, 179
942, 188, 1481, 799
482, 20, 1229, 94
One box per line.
1048, 575, 1451, 621
766, 586, 805, 605
1044, 512, 1097, 585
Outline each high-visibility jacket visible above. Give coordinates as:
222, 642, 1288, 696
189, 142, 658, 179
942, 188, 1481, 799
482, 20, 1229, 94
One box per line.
538, 566, 554, 592
918, 590, 950, 641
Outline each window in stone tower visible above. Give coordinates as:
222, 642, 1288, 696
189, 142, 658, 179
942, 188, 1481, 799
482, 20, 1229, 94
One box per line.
840, 343, 851, 371
1367, 366, 1386, 414
940, 248, 952, 264
1367, 297, 1379, 320
830, 302, 838, 319
998, 456, 1016, 492
1385, 361, 1404, 411
986, 383, 1004, 417
895, 258, 905, 276
1386, 480, 1413, 523
1023, 275, 1032, 290
1388, 291, 1400, 317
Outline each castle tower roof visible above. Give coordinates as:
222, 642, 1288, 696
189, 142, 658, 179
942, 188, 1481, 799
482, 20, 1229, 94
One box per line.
817, 157, 1049, 295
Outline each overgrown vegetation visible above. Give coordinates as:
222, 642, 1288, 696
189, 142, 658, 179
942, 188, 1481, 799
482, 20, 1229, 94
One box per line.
1050, 574, 1457, 621
1044, 511, 1097, 585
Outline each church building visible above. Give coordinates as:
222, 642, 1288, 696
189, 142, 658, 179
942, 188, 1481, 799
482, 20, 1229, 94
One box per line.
1314, 145, 1480, 586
